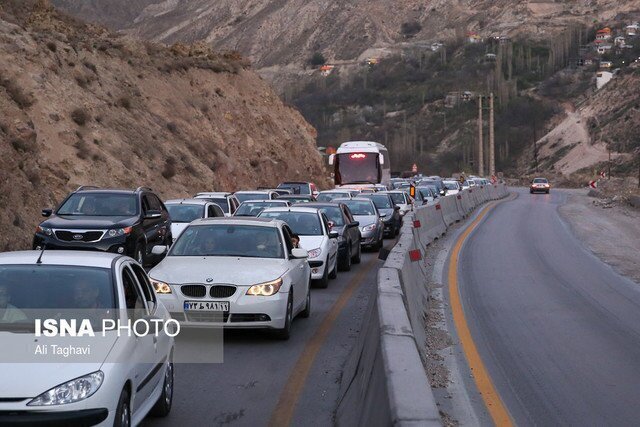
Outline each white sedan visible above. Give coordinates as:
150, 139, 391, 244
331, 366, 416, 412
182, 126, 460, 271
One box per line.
165, 198, 225, 242
149, 217, 311, 339
0, 251, 174, 427
258, 206, 339, 288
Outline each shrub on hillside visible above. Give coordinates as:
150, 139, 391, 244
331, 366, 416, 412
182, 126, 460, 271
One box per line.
309, 52, 326, 67
71, 108, 89, 126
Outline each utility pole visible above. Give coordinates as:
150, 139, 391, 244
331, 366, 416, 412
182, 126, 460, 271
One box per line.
489, 92, 495, 177
478, 94, 484, 176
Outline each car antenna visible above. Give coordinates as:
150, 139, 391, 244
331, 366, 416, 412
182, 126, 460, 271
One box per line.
36, 244, 46, 264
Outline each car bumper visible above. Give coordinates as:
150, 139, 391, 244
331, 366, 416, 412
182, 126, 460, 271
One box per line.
32, 235, 132, 256
158, 291, 289, 329
530, 187, 549, 192
0, 408, 110, 426
359, 229, 380, 246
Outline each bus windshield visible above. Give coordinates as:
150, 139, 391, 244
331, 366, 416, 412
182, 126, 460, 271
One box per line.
336, 153, 380, 185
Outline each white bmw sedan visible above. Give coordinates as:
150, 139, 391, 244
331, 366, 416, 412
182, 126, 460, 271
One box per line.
258, 207, 339, 288
0, 251, 174, 427
148, 218, 311, 339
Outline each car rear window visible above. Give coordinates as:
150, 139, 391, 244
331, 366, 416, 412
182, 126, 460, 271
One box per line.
387, 193, 405, 205
166, 204, 205, 223
235, 192, 269, 203
258, 211, 323, 236
341, 200, 376, 215
533, 178, 548, 183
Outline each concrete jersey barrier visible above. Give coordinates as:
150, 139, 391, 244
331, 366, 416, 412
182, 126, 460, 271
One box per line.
439, 194, 462, 225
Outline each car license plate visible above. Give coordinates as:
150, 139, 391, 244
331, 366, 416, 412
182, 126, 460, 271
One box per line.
183, 301, 230, 312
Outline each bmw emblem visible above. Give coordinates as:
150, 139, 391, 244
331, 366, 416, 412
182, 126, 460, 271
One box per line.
206, 278, 213, 283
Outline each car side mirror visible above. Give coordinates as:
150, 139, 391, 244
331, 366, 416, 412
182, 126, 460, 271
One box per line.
379, 213, 387, 218
145, 210, 162, 219
151, 245, 168, 255
291, 248, 309, 259
350, 221, 360, 227
42, 208, 53, 217
329, 231, 339, 239
394, 206, 400, 211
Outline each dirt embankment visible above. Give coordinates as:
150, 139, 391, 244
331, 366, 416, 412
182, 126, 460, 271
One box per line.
0, 1, 329, 251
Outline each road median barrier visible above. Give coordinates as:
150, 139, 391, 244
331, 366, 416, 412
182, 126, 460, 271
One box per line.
439, 194, 462, 225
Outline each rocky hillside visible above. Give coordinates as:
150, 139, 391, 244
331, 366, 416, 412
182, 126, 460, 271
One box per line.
0, 0, 328, 251
53, 0, 639, 68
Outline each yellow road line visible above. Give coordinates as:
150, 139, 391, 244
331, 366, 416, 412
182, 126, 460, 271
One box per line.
268, 254, 380, 427
448, 203, 514, 427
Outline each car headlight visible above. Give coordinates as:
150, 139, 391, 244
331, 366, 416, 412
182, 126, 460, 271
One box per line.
307, 248, 322, 258
28, 371, 104, 406
362, 223, 377, 232
36, 226, 53, 236
150, 278, 172, 294
246, 278, 283, 296
107, 226, 133, 238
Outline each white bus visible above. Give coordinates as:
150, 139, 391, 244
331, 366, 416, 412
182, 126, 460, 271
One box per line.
328, 141, 391, 189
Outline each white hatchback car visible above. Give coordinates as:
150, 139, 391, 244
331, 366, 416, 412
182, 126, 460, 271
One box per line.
165, 198, 225, 242
0, 251, 174, 427
148, 218, 311, 339
259, 207, 339, 288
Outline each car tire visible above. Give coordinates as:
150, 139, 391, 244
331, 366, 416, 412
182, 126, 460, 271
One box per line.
352, 242, 361, 264
300, 286, 311, 319
273, 293, 293, 340
328, 256, 338, 279
530, 190, 534, 194
134, 243, 145, 267
314, 262, 329, 289
546, 190, 550, 194
395, 221, 400, 236
339, 245, 352, 272
150, 361, 173, 417
385, 225, 395, 239
376, 235, 383, 250
114, 387, 131, 427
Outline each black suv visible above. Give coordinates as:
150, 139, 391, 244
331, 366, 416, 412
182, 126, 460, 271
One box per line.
33, 186, 172, 267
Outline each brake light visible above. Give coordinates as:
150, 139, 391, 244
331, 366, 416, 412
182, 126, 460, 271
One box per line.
350, 153, 367, 159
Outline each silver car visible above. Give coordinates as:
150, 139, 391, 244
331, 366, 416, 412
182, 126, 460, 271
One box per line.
335, 198, 384, 250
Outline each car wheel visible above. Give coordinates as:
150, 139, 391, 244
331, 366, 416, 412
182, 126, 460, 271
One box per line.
385, 225, 395, 239
273, 293, 293, 340
314, 262, 329, 289
546, 190, 550, 194
339, 245, 352, 272
134, 243, 145, 267
530, 189, 534, 194
300, 286, 311, 319
150, 361, 173, 417
376, 234, 384, 250
114, 387, 131, 427
395, 220, 400, 236
352, 241, 361, 264
328, 255, 338, 279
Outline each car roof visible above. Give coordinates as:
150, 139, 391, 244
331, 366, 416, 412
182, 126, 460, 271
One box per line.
261, 206, 321, 214
189, 217, 279, 226
337, 197, 375, 203
299, 202, 344, 208
235, 190, 273, 194
0, 250, 121, 268
165, 198, 210, 205
278, 194, 314, 199
240, 199, 288, 204
195, 192, 233, 197
279, 181, 310, 185
319, 189, 352, 193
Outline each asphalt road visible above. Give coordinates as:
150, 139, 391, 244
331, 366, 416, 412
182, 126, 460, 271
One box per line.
142, 247, 385, 427
457, 188, 640, 425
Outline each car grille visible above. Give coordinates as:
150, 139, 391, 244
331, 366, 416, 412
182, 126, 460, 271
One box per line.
209, 285, 236, 298
181, 285, 207, 298
186, 312, 230, 323
230, 314, 271, 323
54, 230, 105, 242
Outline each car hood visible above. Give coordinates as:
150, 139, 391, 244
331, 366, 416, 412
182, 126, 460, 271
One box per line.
352, 215, 378, 227
42, 215, 138, 229
170, 223, 190, 239
149, 256, 290, 286
298, 235, 326, 251
0, 331, 118, 398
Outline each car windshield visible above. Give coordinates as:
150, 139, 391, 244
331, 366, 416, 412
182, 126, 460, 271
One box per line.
317, 192, 349, 202
387, 193, 406, 205
364, 195, 393, 209
444, 182, 459, 190
57, 193, 138, 216
166, 204, 204, 223
341, 200, 376, 215
170, 225, 284, 259
235, 193, 269, 203
0, 265, 116, 329
277, 183, 309, 195
285, 197, 311, 203
235, 202, 285, 217
317, 206, 345, 226
418, 187, 434, 198
259, 211, 323, 236
197, 198, 229, 213
533, 178, 548, 183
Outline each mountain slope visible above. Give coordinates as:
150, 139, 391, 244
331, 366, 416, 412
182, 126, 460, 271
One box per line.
53, 0, 639, 67
0, 0, 328, 251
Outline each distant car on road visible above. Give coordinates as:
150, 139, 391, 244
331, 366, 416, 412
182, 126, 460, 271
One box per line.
530, 177, 551, 194
234, 200, 291, 217
360, 193, 401, 238
33, 186, 172, 267
149, 218, 311, 340
296, 202, 361, 271
276, 182, 319, 199
259, 207, 339, 288
336, 198, 384, 250
193, 192, 240, 217
0, 250, 175, 426
234, 190, 280, 203
277, 195, 316, 204
165, 199, 225, 243
443, 180, 462, 195
316, 189, 360, 202
380, 190, 413, 217
417, 186, 438, 204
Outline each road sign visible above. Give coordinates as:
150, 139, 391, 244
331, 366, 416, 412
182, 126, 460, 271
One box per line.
599, 170, 606, 179
589, 180, 598, 189
412, 163, 418, 173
